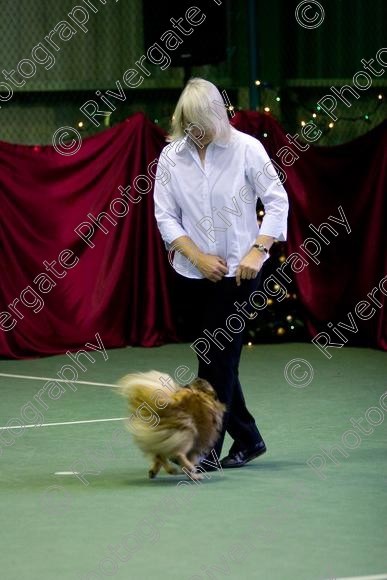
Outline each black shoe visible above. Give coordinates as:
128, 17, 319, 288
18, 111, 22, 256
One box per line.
220, 441, 267, 468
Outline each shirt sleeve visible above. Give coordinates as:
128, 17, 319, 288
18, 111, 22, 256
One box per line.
245, 138, 289, 241
153, 151, 187, 249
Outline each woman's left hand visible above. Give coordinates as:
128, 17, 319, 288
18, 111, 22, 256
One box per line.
236, 249, 265, 286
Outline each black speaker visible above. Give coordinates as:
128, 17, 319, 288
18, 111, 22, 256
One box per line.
143, 0, 227, 67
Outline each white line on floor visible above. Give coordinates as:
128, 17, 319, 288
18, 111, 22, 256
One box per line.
330, 575, 387, 580
0, 417, 126, 430
0, 373, 119, 388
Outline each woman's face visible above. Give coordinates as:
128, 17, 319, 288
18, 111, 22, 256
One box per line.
182, 116, 213, 146
189, 127, 213, 146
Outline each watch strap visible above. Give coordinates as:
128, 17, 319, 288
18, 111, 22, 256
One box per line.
252, 243, 268, 254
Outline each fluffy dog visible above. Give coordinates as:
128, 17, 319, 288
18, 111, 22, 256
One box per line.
119, 370, 225, 480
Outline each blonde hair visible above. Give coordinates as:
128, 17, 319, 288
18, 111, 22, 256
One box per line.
168, 78, 231, 143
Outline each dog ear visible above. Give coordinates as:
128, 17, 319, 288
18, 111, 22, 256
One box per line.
188, 378, 206, 389
189, 378, 218, 398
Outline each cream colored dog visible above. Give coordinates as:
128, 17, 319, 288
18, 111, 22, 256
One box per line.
119, 371, 225, 480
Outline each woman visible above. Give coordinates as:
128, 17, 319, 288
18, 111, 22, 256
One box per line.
153, 78, 289, 470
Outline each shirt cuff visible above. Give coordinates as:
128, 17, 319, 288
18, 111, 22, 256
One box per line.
259, 214, 287, 241
158, 222, 188, 249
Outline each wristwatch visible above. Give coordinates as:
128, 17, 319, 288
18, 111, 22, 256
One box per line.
252, 243, 268, 255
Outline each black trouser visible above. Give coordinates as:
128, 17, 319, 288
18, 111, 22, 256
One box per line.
174, 272, 265, 459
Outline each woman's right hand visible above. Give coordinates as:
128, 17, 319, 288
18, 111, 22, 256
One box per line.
197, 253, 228, 282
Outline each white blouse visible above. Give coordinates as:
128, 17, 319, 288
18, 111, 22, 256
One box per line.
153, 126, 289, 278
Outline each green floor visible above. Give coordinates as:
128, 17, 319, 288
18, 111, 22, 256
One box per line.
0, 343, 386, 580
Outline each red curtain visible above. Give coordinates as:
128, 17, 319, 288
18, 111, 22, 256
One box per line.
0, 111, 386, 358
231, 111, 387, 350
0, 113, 177, 358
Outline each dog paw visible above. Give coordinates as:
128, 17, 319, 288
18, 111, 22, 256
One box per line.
148, 470, 156, 479
189, 471, 204, 481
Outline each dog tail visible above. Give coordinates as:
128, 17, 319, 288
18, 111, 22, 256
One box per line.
117, 370, 177, 411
